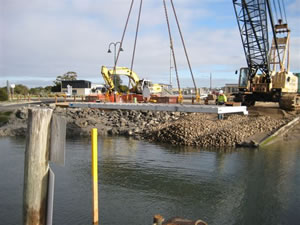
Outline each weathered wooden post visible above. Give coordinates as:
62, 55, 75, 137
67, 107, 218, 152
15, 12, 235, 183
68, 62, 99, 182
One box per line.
23, 108, 53, 225
23, 108, 66, 225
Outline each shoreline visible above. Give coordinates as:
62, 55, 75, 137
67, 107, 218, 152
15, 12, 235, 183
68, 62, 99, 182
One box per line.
0, 105, 298, 148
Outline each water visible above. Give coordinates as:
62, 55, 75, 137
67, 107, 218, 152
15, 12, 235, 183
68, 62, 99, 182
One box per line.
0, 136, 300, 225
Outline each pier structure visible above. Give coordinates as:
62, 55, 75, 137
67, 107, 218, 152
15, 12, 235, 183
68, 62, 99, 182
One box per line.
69, 102, 248, 116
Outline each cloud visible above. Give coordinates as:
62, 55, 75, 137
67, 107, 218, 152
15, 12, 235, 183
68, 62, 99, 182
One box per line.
1, 0, 300, 88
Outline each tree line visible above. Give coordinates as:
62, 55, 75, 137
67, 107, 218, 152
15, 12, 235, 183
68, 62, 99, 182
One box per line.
0, 72, 78, 101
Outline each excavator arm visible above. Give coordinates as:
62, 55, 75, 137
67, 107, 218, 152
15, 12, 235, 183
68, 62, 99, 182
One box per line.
101, 66, 115, 90
101, 66, 140, 92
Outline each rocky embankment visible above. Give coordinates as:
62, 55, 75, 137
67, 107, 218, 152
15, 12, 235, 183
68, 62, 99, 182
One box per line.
0, 106, 292, 147
144, 113, 289, 147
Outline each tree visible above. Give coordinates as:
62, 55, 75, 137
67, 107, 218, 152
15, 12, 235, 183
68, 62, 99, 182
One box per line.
44, 86, 52, 93
0, 88, 8, 101
52, 71, 78, 92
54, 71, 78, 85
113, 75, 123, 92
14, 84, 29, 95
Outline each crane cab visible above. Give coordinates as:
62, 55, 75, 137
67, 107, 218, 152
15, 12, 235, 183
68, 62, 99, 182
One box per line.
237, 67, 250, 91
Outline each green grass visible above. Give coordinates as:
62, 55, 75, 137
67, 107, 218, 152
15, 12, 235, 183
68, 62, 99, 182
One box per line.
0, 111, 12, 124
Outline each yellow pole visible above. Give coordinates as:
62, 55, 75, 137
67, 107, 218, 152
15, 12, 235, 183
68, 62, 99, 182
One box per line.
91, 128, 99, 225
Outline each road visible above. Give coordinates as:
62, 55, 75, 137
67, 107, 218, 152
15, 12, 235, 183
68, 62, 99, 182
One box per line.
0, 98, 69, 111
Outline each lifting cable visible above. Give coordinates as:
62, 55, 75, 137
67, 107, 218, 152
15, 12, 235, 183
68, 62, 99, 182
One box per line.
169, 0, 200, 102
163, 0, 181, 97
115, 0, 135, 68
281, 0, 287, 23
116, 0, 198, 101
272, 0, 279, 21
129, 0, 143, 91
277, 0, 283, 21
267, 0, 282, 69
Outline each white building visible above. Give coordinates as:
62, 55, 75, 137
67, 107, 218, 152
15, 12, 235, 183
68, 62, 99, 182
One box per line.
61, 80, 92, 96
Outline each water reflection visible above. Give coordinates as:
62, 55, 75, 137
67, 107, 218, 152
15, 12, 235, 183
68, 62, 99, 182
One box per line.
0, 136, 299, 225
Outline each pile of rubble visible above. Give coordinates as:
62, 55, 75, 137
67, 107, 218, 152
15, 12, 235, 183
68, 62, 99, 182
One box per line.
143, 113, 289, 147
0, 107, 291, 148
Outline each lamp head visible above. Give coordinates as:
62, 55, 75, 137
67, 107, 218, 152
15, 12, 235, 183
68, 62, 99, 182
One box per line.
107, 49, 112, 53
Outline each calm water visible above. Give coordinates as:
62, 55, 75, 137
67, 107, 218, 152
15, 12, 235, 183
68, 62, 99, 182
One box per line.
0, 136, 300, 225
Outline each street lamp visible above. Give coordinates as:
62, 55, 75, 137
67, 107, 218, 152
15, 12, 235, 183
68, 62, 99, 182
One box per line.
107, 42, 123, 90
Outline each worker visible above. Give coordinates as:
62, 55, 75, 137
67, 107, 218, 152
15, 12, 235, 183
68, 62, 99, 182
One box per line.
216, 90, 227, 105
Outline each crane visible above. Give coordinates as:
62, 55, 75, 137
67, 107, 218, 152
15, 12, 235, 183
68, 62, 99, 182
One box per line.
233, 0, 300, 110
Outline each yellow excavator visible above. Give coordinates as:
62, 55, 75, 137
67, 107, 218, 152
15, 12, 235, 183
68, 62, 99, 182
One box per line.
101, 66, 162, 95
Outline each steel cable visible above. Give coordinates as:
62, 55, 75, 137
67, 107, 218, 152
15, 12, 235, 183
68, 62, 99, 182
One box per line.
115, 0, 135, 68
163, 0, 181, 92
272, 0, 279, 21
128, 0, 143, 91
281, 0, 287, 23
169, 0, 198, 98
277, 0, 283, 21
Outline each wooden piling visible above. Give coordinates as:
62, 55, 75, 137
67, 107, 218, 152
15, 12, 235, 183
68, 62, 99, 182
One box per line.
91, 128, 99, 224
23, 108, 53, 225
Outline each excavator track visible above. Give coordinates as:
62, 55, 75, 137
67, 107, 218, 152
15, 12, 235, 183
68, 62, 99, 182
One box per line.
279, 94, 300, 111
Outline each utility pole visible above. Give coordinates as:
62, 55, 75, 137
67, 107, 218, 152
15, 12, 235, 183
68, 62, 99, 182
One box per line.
210, 73, 212, 92
6, 80, 10, 101
169, 45, 173, 88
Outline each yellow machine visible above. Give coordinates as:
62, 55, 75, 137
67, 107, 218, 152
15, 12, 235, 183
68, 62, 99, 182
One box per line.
101, 66, 162, 95
233, 1, 300, 110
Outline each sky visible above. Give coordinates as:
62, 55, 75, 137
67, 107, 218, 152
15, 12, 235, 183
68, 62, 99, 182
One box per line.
1, 0, 300, 88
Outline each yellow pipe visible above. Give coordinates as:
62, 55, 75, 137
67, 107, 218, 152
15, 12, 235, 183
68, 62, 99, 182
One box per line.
196, 90, 200, 103
178, 90, 183, 103
91, 128, 99, 224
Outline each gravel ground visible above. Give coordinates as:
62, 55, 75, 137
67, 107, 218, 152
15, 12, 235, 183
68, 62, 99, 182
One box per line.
143, 113, 290, 147
0, 106, 296, 148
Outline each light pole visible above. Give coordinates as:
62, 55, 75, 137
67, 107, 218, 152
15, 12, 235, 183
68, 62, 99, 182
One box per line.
107, 42, 123, 93
10, 84, 15, 100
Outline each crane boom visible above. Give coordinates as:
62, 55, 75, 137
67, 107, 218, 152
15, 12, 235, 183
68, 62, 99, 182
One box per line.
233, 0, 270, 79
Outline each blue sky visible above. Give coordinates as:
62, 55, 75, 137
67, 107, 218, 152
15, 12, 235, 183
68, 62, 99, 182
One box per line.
1, 0, 300, 88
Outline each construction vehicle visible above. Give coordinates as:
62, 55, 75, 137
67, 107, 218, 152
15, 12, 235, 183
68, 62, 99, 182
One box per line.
233, 0, 300, 110
101, 66, 162, 95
